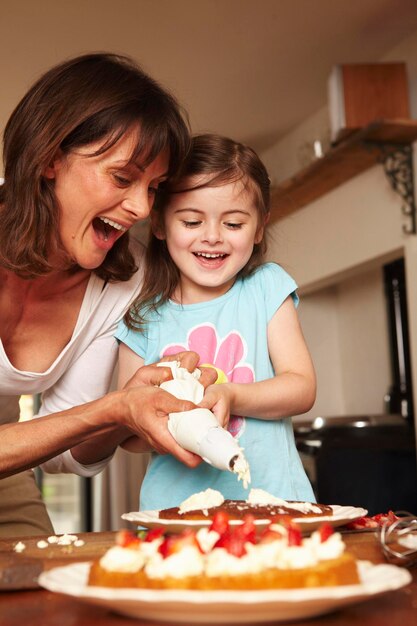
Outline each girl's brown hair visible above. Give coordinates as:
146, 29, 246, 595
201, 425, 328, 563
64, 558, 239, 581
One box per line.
125, 133, 270, 329
0, 52, 190, 280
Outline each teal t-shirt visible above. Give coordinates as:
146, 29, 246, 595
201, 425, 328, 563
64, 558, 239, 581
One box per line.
116, 262, 315, 510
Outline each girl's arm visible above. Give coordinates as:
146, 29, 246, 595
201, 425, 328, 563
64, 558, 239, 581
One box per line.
201, 297, 316, 422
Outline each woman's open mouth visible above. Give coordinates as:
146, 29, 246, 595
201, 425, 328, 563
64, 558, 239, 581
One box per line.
92, 217, 127, 246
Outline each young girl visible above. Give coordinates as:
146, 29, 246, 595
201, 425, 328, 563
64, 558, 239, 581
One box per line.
116, 134, 317, 511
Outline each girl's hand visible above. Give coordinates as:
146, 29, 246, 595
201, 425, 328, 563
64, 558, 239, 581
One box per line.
198, 383, 233, 429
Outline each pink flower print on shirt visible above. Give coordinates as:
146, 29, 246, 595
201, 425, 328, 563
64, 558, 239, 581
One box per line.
162, 323, 254, 439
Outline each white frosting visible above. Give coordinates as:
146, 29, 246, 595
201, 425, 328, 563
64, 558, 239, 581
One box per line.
99, 546, 145, 573
196, 527, 220, 553
179, 488, 225, 514
248, 488, 322, 514
248, 488, 288, 506
232, 453, 251, 488
145, 546, 204, 579
308, 530, 346, 560
13, 541, 26, 553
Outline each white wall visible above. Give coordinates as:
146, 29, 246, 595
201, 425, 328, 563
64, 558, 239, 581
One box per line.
261, 28, 417, 424
295, 266, 391, 422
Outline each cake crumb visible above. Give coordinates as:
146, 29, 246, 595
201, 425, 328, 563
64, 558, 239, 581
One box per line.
13, 541, 26, 553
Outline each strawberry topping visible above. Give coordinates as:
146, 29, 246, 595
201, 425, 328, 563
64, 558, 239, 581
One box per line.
116, 529, 142, 548
158, 529, 203, 559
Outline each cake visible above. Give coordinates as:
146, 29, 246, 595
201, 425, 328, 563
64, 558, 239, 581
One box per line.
88, 514, 359, 591
158, 488, 333, 520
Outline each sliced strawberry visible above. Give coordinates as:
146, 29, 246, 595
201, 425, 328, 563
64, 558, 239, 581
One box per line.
145, 527, 165, 542
210, 511, 230, 536
116, 529, 142, 548
286, 522, 302, 546
214, 530, 247, 557
158, 529, 202, 559
235, 515, 256, 544
318, 522, 334, 542
373, 511, 399, 526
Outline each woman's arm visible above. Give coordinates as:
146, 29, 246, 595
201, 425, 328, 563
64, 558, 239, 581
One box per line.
116, 343, 149, 452
0, 383, 204, 479
200, 297, 316, 421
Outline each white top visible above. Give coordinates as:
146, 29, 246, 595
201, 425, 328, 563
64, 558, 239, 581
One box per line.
0, 240, 144, 476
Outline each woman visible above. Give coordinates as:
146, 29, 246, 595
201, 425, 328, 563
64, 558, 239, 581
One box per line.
0, 53, 214, 537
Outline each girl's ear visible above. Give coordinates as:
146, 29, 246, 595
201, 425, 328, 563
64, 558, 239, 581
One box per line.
43, 150, 64, 179
151, 210, 166, 240
254, 213, 270, 244
254, 228, 264, 245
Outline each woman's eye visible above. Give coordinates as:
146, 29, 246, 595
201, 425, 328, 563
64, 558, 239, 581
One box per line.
113, 173, 131, 186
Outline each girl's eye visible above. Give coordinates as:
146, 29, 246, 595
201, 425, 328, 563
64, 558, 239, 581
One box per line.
182, 220, 201, 228
148, 186, 159, 196
225, 222, 243, 229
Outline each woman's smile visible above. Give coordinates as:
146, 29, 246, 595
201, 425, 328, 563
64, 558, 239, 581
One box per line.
45, 128, 169, 269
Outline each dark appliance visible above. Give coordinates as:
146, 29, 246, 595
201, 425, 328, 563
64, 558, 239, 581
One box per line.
296, 415, 417, 515
383, 258, 414, 421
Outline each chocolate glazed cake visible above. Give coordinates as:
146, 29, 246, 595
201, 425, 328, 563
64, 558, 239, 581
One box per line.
159, 499, 333, 520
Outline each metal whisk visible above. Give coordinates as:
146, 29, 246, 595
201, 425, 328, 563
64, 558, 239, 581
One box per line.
377, 511, 417, 567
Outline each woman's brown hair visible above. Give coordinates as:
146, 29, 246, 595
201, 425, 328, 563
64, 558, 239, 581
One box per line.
125, 133, 270, 329
0, 52, 190, 280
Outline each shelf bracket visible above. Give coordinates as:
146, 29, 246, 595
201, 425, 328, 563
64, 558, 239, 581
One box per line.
366, 142, 416, 235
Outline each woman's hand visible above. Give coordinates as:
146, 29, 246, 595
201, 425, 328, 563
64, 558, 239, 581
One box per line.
118, 384, 203, 467
124, 351, 217, 389
117, 349, 217, 462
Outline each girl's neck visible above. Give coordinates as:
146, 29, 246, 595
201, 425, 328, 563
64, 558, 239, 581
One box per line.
171, 277, 237, 305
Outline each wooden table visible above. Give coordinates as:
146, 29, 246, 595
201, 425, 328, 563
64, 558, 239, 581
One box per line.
0, 530, 415, 625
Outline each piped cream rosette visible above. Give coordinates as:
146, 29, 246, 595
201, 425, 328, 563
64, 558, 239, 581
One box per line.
157, 361, 251, 486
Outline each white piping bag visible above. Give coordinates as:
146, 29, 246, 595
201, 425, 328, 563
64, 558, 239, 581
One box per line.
158, 361, 251, 486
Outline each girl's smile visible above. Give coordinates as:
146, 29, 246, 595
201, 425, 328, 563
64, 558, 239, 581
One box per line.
155, 177, 263, 303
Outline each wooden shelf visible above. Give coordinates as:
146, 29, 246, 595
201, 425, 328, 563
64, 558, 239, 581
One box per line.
270, 119, 417, 221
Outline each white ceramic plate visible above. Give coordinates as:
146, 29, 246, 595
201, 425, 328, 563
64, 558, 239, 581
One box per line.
38, 561, 411, 624
121, 505, 368, 533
